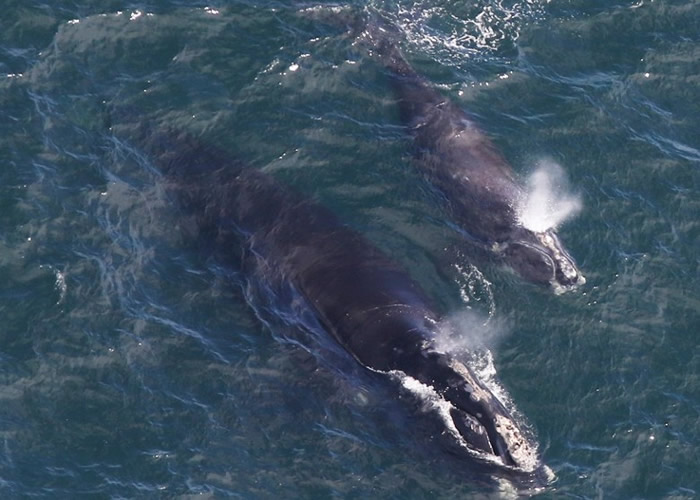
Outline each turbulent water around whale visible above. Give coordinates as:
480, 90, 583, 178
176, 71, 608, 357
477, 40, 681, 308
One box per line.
1, 0, 699, 498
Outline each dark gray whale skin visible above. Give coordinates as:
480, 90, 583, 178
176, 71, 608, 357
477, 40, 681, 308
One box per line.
366, 24, 585, 292
132, 127, 547, 483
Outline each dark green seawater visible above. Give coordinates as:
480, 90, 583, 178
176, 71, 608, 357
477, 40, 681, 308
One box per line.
1, 0, 698, 497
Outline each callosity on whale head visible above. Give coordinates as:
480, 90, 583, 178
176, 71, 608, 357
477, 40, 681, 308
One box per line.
499, 226, 585, 294
396, 345, 554, 489
397, 342, 545, 472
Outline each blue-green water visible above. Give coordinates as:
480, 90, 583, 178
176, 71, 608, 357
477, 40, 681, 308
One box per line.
1, 0, 699, 497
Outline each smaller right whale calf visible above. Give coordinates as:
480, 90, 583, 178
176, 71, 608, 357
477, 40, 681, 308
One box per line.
364, 21, 585, 293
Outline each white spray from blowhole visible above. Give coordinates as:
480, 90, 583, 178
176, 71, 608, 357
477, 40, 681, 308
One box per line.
435, 309, 512, 356
434, 310, 522, 433
517, 159, 582, 233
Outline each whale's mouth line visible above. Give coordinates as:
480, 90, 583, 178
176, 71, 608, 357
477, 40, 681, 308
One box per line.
448, 401, 518, 467
506, 227, 586, 292
394, 370, 524, 467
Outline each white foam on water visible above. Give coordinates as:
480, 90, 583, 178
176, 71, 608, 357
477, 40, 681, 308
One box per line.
372, 0, 552, 66
517, 159, 582, 233
453, 261, 496, 318
40, 264, 67, 304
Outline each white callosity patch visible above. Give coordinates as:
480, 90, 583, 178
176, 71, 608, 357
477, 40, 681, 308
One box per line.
517, 160, 582, 233
536, 231, 585, 285
493, 413, 539, 473
457, 354, 541, 473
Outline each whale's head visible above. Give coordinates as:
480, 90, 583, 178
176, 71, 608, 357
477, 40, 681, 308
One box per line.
400, 348, 541, 468
500, 227, 585, 293
401, 351, 553, 488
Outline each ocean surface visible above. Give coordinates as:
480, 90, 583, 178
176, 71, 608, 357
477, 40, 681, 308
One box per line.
1, 0, 699, 497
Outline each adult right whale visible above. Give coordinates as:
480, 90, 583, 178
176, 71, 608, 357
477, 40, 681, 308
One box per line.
364, 22, 585, 293
121, 123, 551, 489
